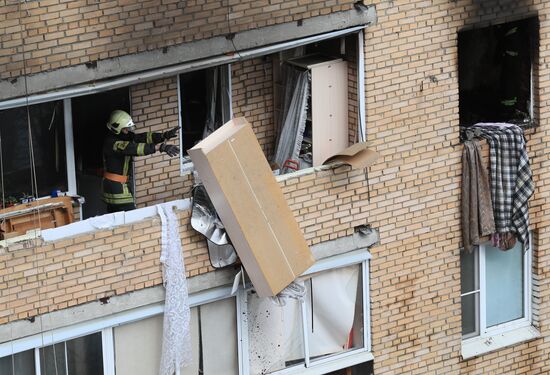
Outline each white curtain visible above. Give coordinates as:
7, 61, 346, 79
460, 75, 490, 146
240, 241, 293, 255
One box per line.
158, 204, 192, 375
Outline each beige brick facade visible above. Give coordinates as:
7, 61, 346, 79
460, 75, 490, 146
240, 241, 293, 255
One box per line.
1, 0, 550, 374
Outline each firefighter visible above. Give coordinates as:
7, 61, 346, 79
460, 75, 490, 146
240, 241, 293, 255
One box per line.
102, 110, 180, 213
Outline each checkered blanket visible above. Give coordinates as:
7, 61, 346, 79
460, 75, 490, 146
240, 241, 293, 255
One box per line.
470, 123, 534, 249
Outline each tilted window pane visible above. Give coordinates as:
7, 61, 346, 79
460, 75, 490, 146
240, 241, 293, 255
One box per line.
200, 298, 239, 375
486, 241, 524, 327
40, 342, 67, 375
305, 264, 364, 361
460, 247, 478, 294
461, 293, 479, 336
66, 332, 103, 375
0, 349, 35, 375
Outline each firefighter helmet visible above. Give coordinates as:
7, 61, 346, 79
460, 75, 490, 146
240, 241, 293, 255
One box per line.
106, 110, 135, 134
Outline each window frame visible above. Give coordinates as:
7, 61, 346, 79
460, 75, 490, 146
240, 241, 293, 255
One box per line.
461, 236, 533, 343
178, 30, 368, 178
0, 329, 113, 375
237, 249, 372, 375
0, 286, 236, 375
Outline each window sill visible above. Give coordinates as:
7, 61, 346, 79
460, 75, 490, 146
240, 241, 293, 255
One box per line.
461, 325, 540, 360
271, 350, 374, 375
182, 158, 343, 180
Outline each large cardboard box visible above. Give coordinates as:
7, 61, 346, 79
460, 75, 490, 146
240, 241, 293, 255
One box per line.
189, 117, 314, 297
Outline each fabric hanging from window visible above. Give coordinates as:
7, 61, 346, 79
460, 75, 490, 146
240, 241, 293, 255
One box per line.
465, 123, 534, 250
461, 139, 496, 253
203, 65, 231, 138
158, 203, 192, 375
273, 65, 309, 169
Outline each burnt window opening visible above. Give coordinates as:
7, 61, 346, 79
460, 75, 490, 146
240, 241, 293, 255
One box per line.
458, 17, 539, 127
72, 87, 130, 219
179, 65, 231, 159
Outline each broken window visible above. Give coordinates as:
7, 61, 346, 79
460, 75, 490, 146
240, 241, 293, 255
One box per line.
179, 65, 231, 169
461, 239, 531, 339
240, 257, 370, 375
458, 17, 538, 126
272, 34, 361, 174
0, 101, 67, 202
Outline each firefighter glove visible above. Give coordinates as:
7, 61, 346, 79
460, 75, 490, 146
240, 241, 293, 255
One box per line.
159, 143, 179, 157
163, 126, 180, 140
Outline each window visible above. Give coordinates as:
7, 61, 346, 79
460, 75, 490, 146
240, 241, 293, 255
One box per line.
0, 101, 67, 202
458, 17, 538, 126
461, 239, 531, 340
238, 250, 371, 375
0, 87, 130, 229
113, 298, 238, 375
179, 65, 231, 172
0, 332, 104, 375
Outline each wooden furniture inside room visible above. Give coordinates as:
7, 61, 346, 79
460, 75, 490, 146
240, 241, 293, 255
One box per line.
0, 196, 74, 240
287, 55, 349, 167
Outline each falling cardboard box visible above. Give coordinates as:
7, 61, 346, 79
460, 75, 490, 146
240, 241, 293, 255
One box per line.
189, 117, 315, 297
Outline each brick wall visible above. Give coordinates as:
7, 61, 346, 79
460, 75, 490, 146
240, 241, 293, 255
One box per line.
0, 0, 356, 80
361, 0, 550, 374
130, 77, 191, 208
232, 56, 277, 160
0, 210, 212, 324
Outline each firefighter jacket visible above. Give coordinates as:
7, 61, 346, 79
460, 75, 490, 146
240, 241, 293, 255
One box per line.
102, 131, 165, 205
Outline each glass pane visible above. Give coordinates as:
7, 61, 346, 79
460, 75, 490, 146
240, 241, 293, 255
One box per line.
115, 314, 165, 375
40, 342, 67, 375
461, 247, 478, 294
201, 298, 239, 375
486, 241, 524, 327
0, 350, 35, 375
66, 332, 103, 375
0, 101, 67, 199
247, 290, 305, 374
306, 265, 363, 361
461, 293, 479, 336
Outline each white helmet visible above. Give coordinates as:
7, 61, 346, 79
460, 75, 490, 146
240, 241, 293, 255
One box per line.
106, 110, 135, 134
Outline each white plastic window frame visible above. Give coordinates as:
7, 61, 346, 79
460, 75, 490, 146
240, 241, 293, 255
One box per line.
0, 329, 113, 375
237, 249, 373, 375
0, 286, 236, 375
461, 236, 532, 342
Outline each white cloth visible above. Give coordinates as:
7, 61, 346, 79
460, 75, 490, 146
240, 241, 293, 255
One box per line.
158, 204, 192, 375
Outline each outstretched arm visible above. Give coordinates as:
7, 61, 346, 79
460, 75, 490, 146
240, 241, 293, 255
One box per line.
133, 126, 180, 144
111, 140, 157, 156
